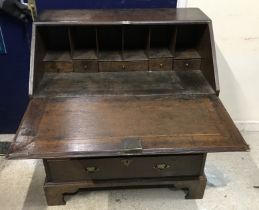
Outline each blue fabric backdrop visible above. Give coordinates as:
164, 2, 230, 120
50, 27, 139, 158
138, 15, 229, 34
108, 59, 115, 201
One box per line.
0, 13, 31, 133
0, 0, 177, 133
36, 0, 177, 12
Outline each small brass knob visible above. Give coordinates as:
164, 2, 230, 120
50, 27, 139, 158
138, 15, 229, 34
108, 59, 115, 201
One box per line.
122, 64, 126, 70
185, 62, 189, 67
159, 63, 163, 68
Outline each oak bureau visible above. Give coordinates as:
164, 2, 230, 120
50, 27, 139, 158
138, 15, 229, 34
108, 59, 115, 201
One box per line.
7, 8, 249, 205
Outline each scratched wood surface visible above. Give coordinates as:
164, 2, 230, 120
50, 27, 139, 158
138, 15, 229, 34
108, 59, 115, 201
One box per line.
35, 71, 214, 97
8, 95, 248, 159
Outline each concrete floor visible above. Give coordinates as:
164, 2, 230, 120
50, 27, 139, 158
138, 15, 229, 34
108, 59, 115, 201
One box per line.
0, 132, 258, 210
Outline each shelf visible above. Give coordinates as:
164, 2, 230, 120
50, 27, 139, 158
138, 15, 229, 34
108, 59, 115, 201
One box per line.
72, 49, 98, 60
43, 51, 71, 62
123, 50, 148, 61
149, 48, 173, 58
35, 70, 214, 97
175, 48, 201, 59
99, 50, 123, 61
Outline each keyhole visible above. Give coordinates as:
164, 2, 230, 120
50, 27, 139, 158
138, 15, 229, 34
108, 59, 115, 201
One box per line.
121, 159, 132, 166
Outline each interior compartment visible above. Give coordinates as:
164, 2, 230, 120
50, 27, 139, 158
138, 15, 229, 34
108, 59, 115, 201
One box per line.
40, 26, 71, 61
149, 25, 175, 58
175, 24, 206, 59
33, 23, 217, 94
98, 26, 123, 61
123, 26, 149, 60
70, 26, 98, 60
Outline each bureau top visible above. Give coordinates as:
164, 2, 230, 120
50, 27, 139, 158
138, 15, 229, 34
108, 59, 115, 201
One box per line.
36, 8, 211, 25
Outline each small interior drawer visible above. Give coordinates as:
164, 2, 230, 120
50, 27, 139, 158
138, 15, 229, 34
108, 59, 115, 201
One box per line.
173, 59, 201, 71
149, 58, 173, 71
124, 61, 148, 71
44, 61, 73, 73
99, 61, 148, 72
99, 61, 124, 72
73, 60, 98, 72
44, 154, 204, 182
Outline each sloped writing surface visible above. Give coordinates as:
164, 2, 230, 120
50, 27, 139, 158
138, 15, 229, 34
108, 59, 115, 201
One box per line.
8, 95, 248, 159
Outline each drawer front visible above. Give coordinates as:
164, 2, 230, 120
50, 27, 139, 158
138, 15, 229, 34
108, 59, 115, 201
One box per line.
45, 154, 204, 182
99, 61, 148, 72
149, 58, 173, 71
73, 60, 98, 72
44, 61, 73, 73
173, 59, 201, 71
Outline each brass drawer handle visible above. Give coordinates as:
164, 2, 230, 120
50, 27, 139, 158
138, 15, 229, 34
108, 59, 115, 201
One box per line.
122, 64, 126, 70
154, 163, 170, 170
159, 63, 164, 68
185, 62, 190, 67
85, 166, 99, 173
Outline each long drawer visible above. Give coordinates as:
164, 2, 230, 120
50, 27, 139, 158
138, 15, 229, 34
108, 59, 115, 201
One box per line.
44, 154, 204, 182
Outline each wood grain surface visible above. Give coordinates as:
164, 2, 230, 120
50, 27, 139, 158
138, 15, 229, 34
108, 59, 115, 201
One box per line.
36, 8, 210, 24
8, 95, 248, 159
35, 71, 215, 97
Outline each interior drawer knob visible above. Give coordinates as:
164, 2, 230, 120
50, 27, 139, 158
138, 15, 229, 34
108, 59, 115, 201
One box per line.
154, 163, 170, 170
84, 65, 88, 70
122, 64, 126, 70
185, 62, 190, 67
85, 166, 99, 173
159, 63, 164, 68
